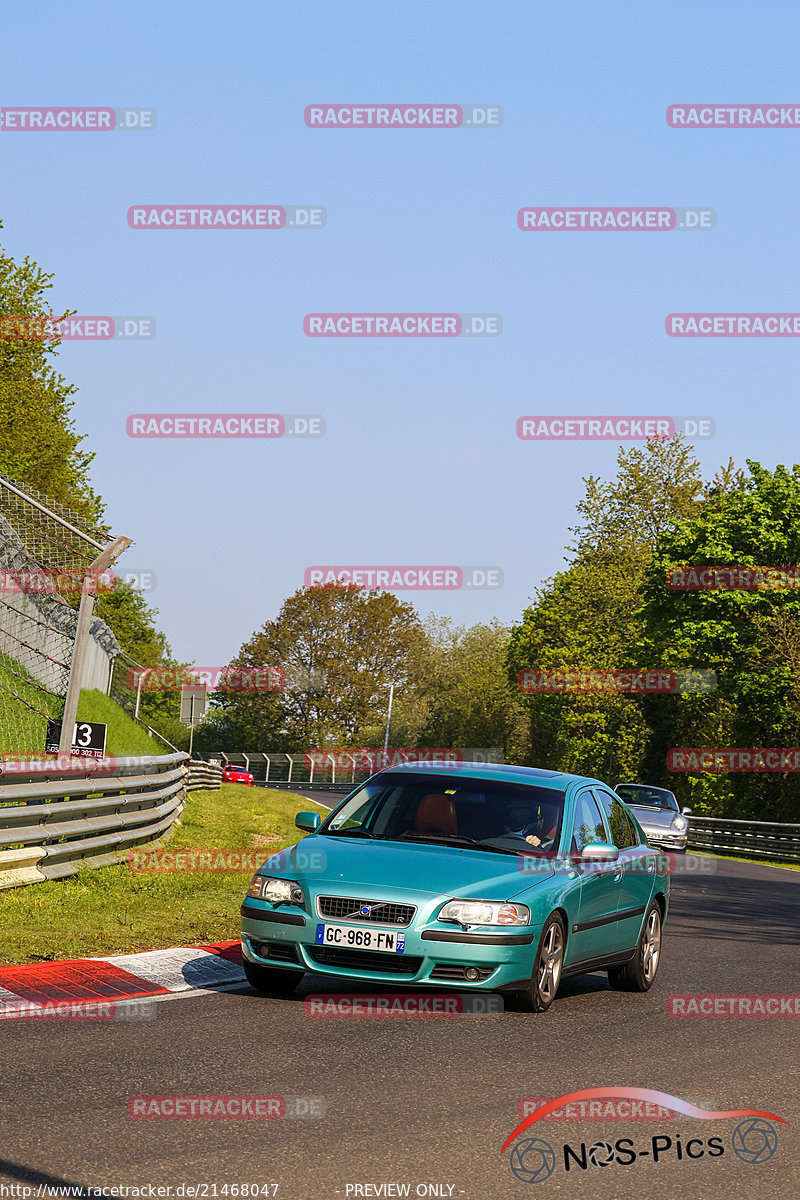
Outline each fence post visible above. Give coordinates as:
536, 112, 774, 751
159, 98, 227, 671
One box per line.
58, 536, 132, 754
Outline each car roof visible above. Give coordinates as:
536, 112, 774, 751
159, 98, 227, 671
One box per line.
616, 782, 675, 795
375, 761, 608, 792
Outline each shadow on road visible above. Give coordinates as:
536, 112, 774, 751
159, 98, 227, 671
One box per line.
668, 857, 799, 944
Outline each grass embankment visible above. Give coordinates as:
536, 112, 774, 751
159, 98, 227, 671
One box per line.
72, 689, 166, 756
0, 783, 329, 966
0, 668, 164, 759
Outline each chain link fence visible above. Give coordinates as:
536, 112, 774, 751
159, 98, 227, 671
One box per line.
0, 472, 119, 760
108, 649, 181, 751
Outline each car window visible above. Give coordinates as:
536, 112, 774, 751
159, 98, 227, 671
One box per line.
617, 785, 676, 810
570, 789, 608, 854
321, 773, 566, 852
594, 789, 639, 849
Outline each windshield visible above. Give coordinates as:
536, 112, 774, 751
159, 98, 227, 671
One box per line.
616, 785, 678, 811
320, 773, 566, 855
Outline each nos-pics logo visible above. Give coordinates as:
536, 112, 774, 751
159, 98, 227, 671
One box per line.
501, 1088, 782, 1183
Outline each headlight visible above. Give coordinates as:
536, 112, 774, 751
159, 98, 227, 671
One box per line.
247, 875, 304, 905
672, 816, 688, 832
438, 899, 530, 927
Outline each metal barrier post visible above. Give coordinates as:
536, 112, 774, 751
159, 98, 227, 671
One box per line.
58, 536, 132, 754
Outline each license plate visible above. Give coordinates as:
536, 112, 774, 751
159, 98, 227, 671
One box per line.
315, 923, 406, 953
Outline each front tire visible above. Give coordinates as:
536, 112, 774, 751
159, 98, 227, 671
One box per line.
243, 956, 302, 993
608, 901, 662, 992
516, 914, 565, 1013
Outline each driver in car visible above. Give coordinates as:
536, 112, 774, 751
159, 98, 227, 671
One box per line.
503, 800, 559, 847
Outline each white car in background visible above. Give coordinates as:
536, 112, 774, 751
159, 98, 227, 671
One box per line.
614, 784, 692, 852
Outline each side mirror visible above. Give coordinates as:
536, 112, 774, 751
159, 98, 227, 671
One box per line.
295, 810, 321, 833
581, 841, 619, 863
681, 807, 692, 816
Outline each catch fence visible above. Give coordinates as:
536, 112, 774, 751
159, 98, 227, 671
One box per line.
0, 473, 122, 760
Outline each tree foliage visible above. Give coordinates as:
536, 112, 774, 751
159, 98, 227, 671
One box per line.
0, 223, 103, 524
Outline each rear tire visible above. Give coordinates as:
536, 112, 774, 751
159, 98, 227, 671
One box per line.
608, 901, 662, 992
515, 914, 565, 1013
243, 956, 302, 993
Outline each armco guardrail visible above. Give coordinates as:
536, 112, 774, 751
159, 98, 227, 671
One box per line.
0, 751, 188, 889
687, 814, 800, 863
186, 760, 223, 791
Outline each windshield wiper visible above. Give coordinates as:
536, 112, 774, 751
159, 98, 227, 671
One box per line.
391, 833, 519, 855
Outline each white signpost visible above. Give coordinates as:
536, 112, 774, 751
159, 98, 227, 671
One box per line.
180, 683, 207, 757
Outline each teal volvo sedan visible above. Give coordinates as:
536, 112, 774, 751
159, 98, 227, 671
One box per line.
240, 763, 669, 1012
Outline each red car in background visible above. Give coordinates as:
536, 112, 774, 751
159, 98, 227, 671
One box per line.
222, 763, 255, 786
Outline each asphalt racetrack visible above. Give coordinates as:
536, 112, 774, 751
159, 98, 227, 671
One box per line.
1, 855, 797, 1199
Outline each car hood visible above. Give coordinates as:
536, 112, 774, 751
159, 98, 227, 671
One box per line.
629, 805, 679, 829
276, 835, 555, 901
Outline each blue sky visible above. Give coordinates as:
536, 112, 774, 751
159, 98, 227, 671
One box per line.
2, 0, 799, 664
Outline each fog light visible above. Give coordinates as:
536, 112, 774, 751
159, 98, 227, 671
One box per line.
464, 967, 480, 982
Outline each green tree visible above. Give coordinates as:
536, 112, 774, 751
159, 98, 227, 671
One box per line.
638, 461, 800, 818
508, 437, 711, 779
199, 584, 424, 750
0, 223, 103, 525
373, 617, 527, 759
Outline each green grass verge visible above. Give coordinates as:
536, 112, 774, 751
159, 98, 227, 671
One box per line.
0, 657, 164, 759
0, 783, 329, 966
74, 689, 165, 757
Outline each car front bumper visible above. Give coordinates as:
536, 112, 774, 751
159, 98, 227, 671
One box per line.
241, 901, 538, 990
642, 829, 688, 851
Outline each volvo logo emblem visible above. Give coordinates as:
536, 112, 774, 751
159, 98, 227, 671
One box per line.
359, 905, 371, 915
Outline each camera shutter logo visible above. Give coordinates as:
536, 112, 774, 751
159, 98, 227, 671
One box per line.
731, 1118, 778, 1164
509, 1137, 557, 1183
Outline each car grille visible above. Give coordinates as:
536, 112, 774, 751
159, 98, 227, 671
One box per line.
317, 896, 416, 926
308, 946, 422, 975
